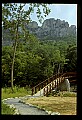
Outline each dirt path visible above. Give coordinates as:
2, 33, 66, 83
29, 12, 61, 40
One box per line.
3, 97, 48, 115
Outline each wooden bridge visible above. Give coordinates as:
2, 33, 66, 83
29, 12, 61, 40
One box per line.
32, 72, 77, 96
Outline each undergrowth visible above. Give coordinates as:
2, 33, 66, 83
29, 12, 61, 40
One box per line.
1, 102, 15, 115
1, 86, 32, 115
1, 86, 32, 99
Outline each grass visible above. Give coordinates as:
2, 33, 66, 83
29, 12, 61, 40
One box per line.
24, 92, 77, 115
1, 86, 32, 100
1, 87, 77, 115
1, 102, 15, 115
48, 91, 77, 97
1, 86, 32, 115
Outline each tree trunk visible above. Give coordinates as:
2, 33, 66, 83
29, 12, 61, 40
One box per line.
58, 63, 60, 74
11, 4, 22, 92
11, 23, 18, 92
11, 40, 17, 92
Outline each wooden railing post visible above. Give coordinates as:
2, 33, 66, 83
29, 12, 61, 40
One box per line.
55, 80, 56, 88
48, 78, 49, 84
57, 78, 58, 88
60, 77, 61, 83
38, 85, 40, 91
45, 82, 46, 87
49, 83, 51, 93
42, 83, 43, 89
46, 86, 48, 96
35, 87, 37, 93
53, 81, 55, 88
52, 81, 54, 89
56, 74, 57, 79
58, 73, 59, 78
59, 77, 60, 85
43, 88, 45, 96
61, 77, 63, 83
32, 88, 34, 95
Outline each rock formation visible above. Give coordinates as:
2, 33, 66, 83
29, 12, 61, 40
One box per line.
26, 18, 76, 39
2, 18, 76, 46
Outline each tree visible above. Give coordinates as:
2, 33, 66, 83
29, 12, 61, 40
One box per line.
64, 45, 77, 72
2, 46, 13, 87
2, 3, 51, 92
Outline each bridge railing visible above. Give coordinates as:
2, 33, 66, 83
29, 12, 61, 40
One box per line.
32, 72, 77, 96
43, 72, 77, 96
32, 73, 62, 95
43, 75, 65, 96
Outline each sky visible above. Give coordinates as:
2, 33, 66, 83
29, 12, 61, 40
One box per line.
25, 4, 77, 28
2, 4, 77, 28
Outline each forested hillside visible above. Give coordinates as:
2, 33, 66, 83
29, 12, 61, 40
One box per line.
2, 34, 77, 87
2, 3, 77, 89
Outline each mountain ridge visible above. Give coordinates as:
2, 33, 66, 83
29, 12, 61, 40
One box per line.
25, 18, 76, 39
2, 18, 77, 46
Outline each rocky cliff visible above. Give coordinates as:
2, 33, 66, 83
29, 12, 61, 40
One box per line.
2, 18, 76, 46
26, 18, 76, 39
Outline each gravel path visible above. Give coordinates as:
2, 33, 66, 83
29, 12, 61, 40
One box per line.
4, 96, 48, 115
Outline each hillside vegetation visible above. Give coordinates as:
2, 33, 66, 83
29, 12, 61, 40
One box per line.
2, 35, 77, 87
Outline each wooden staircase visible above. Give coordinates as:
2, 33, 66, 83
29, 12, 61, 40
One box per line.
32, 72, 77, 96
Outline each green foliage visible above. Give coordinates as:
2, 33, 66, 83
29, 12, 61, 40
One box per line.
1, 86, 31, 115
64, 45, 77, 72
2, 35, 77, 87
2, 35, 77, 86
2, 46, 13, 86
2, 3, 77, 89
62, 92, 77, 97
2, 86, 31, 99
2, 3, 51, 27
48, 91, 77, 97
1, 102, 15, 115
2, 3, 51, 90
